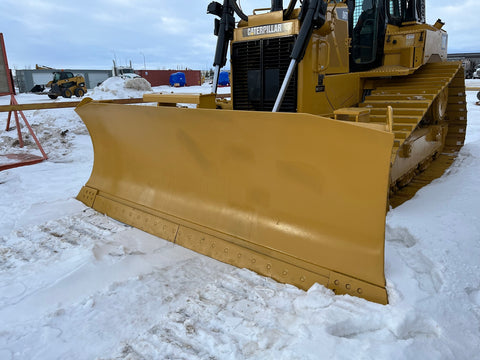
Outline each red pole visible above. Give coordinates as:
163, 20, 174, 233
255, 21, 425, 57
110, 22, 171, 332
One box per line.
6, 110, 12, 130
9, 95, 47, 158
15, 105, 47, 159
6, 97, 13, 131
13, 103, 23, 148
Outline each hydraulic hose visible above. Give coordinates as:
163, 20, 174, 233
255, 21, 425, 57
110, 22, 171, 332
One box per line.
284, 0, 297, 18
271, 0, 283, 12
231, 1, 248, 21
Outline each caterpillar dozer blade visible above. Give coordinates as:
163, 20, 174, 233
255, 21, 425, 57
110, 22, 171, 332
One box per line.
76, 100, 393, 304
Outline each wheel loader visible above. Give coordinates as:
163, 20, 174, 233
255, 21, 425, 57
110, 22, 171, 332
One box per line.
47, 71, 87, 99
75, 0, 467, 304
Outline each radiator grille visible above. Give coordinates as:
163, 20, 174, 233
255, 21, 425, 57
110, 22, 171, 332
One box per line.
232, 36, 297, 112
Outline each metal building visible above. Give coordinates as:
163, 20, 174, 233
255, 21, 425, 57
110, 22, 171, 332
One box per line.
15, 69, 113, 93
448, 53, 480, 78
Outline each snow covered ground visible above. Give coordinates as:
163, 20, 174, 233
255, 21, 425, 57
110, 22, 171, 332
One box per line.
0, 78, 479, 359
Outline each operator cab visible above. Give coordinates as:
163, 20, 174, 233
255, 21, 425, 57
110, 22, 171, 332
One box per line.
349, 0, 426, 72
52, 72, 74, 83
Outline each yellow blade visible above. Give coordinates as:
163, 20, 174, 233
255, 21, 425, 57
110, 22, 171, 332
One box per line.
76, 100, 394, 304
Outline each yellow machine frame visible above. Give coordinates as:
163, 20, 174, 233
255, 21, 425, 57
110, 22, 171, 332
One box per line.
76, 1, 466, 304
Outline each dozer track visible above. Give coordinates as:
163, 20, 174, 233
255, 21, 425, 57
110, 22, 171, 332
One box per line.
359, 62, 467, 208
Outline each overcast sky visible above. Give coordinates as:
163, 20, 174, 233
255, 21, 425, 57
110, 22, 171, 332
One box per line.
0, 0, 478, 71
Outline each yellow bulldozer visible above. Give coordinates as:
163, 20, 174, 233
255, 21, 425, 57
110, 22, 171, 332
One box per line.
47, 71, 87, 99
75, 0, 467, 304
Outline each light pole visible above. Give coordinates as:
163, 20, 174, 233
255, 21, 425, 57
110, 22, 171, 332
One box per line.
140, 52, 146, 70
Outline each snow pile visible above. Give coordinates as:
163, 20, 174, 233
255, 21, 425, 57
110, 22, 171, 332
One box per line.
0, 86, 479, 359
89, 76, 153, 99
124, 77, 153, 91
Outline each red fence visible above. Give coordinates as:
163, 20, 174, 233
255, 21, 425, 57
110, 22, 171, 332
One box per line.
135, 70, 202, 87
